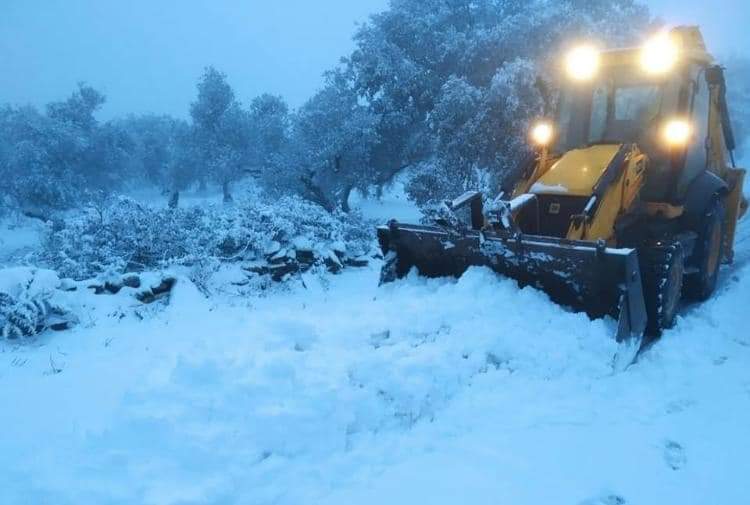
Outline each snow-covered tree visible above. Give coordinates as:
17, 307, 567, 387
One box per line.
115, 115, 189, 191
190, 67, 253, 203
0, 105, 86, 214
282, 70, 379, 212
0, 83, 136, 215
248, 94, 290, 176
46, 82, 105, 132
346, 0, 651, 204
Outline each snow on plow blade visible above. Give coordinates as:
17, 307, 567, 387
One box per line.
377, 222, 648, 343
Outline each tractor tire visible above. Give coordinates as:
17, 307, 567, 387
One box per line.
641, 243, 684, 336
684, 198, 725, 301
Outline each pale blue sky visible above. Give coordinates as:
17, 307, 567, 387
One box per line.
649, 0, 749, 56
0, 0, 388, 118
1, 0, 747, 119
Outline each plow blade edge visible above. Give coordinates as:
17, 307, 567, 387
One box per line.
377, 222, 647, 342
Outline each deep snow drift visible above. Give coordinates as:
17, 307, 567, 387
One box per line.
1, 212, 749, 504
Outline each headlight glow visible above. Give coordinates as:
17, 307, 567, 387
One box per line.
663, 119, 692, 147
531, 122, 554, 147
565, 45, 600, 81
640, 33, 680, 75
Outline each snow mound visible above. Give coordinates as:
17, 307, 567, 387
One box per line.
0, 267, 60, 297
1, 222, 749, 503
0, 261, 621, 503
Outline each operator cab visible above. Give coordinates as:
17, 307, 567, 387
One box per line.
516, 27, 737, 238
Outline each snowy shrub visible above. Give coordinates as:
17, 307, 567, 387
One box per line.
0, 292, 51, 339
35, 195, 373, 280
0, 267, 75, 340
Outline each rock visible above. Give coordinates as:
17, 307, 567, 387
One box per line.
58, 278, 78, 292
47, 312, 79, 332
87, 284, 104, 295
331, 240, 347, 258
122, 274, 141, 289
296, 249, 315, 265
152, 277, 177, 296
88, 282, 122, 295
346, 256, 370, 268
292, 236, 314, 252
269, 248, 290, 264
135, 277, 177, 304
324, 250, 343, 274
243, 261, 271, 276
270, 262, 299, 282
89, 274, 144, 295
263, 240, 281, 256
104, 280, 123, 294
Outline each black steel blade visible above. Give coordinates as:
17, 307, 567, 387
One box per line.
378, 222, 647, 342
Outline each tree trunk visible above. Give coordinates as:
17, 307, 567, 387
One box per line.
300, 173, 334, 213
168, 190, 180, 209
375, 162, 413, 197
22, 208, 50, 222
198, 177, 208, 193
341, 184, 354, 213
222, 180, 233, 205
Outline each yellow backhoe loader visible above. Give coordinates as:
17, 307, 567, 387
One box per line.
378, 27, 747, 346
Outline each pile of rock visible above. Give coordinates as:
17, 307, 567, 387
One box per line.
85, 274, 177, 304
243, 239, 378, 282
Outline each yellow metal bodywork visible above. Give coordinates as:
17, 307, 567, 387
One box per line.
519, 144, 646, 244
531, 145, 621, 197
564, 145, 646, 243
509, 26, 745, 260
724, 168, 747, 263
597, 26, 713, 71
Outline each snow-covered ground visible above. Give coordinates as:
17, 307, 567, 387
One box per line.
349, 174, 423, 223
1, 173, 748, 504
0, 214, 43, 267
1, 215, 749, 504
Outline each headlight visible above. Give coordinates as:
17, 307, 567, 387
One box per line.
565, 45, 600, 81
663, 119, 692, 147
640, 33, 680, 75
530, 122, 554, 147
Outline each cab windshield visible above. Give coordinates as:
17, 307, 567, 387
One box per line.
555, 77, 664, 152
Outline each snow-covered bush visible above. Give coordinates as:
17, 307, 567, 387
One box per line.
0, 292, 50, 339
35, 195, 373, 280
0, 267, 75, 340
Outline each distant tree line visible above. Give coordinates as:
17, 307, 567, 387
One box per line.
2, 0, 748, 217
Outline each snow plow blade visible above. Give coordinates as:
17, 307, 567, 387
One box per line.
377, 222, 648, 343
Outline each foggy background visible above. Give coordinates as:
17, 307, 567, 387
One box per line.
1, 0, 748, 119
